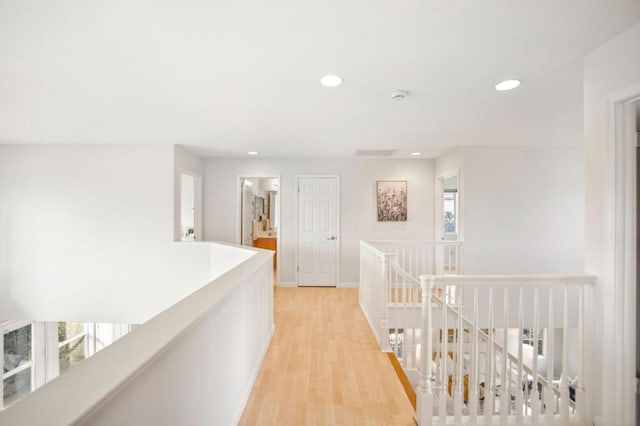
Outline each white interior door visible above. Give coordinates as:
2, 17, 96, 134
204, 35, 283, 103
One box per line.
297, 177, 338, 286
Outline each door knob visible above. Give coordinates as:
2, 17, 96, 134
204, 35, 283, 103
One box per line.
327, 236, 337, 240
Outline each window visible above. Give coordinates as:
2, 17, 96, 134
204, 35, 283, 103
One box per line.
443, 191, 457, 234
1, 321, 131, 411
522, 328, 545, 356
57, 322, 87, 375
2, 322, 34, 409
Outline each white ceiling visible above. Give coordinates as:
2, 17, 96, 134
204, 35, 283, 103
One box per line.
0, 1, 638, 158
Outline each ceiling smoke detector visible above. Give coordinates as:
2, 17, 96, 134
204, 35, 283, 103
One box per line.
391, 90, 408, 101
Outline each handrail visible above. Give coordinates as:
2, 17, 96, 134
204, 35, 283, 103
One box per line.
367, 240, 464, 245
360, 241, 392, 258
389, 258, 420, 287
422, 274, 596, 287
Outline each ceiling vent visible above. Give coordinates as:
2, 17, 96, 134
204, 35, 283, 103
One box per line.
391, 90, 408, 101
354, 149, 396, 157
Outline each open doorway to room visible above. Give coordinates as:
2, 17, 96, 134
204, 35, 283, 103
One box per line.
238, 177, 280, 285
179, 170, 203, 241
435, 170, 461, 273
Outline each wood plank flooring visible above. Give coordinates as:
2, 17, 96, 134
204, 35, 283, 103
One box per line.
239, 287, 415, 426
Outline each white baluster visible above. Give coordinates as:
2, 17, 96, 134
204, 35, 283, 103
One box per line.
469, 287, 479, 423
440, 283, 448, 423
485, 286, 494, 424
516, 286, 524, 422
576, 284, 586, 421
455, 285, 464, 421
417, 276, 434, 426
379, 254, 392, 352
401, 247, 406, 276
531, 286, 541, 421
559, 285, 570, 422
500, 287, 509, 422
545, 286, 555, 423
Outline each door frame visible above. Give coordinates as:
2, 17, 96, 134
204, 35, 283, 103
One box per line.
295, 174, 340, 286
235, 175, 281, 285
600, 83, 640, 425
178, 168, 203, 241
434, 168, 463, 242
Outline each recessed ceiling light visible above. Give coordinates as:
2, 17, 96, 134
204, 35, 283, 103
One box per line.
320, 74, 343, 87
410, 152, 422, 156
495, 79, 521, 91
248, 151, 258, 155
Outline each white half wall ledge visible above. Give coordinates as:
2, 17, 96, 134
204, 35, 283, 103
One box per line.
0, 244, 274, 426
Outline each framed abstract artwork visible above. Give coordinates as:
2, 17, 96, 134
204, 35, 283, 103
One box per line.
377, 180, 407, 221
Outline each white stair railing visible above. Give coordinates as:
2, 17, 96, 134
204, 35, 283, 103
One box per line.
359, 240, 595, 426
416, 274, 595, 426
360, 241, 463, 354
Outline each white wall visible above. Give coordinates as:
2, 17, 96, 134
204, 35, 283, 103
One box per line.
436, 146, 584, 274
434, 148, 463, 179
583, 22, 640, 425
204, 157, 435, 285
0, 145, 249, 324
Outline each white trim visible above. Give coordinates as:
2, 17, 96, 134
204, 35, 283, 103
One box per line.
44, 322, 59, 382
295, 174, 341, 286
235, 174, 282, 287
337, 282, 359, 288
178, 168, 203, 242
2, 362, 32, 380
434, 169, 463, 242
278, 281, 298, 288
601, 83, 640, 425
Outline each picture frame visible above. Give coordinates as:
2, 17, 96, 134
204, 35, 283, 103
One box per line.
377, 180, 407, 221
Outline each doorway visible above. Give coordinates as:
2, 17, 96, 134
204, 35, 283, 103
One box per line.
435, 170, 461, 273
238, 177, 280, 282
179, 170, 203, 241
296, 175, 339, 287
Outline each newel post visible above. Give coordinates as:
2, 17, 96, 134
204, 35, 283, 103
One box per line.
417, 275, 434, 426
379, 253, 394, 352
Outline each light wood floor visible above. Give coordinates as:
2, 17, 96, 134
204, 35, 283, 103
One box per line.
239, 287, 416, 426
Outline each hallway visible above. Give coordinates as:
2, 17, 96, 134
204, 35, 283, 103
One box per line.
239, 287, 415, 425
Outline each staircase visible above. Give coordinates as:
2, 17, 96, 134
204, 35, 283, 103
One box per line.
360, 240, 595, 426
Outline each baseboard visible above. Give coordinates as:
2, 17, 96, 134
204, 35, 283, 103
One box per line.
232, 324, 275, 425
387, 352, 416, 409
337, 282, 359, 288
279, 282, 358, 288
